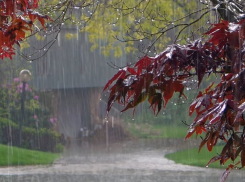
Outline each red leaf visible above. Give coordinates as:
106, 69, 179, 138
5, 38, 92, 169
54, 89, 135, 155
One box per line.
103, 70, 126, 91
185, 127, 195, 140
15, 29, 25, 40
206, 155, 221, 167
37, 16, 46, 28
133, 78, 144, 104
189, 92, 212, 116
162, 79, 184, 108
28, 10, 52, 28
127, 67, 137, 75
135, 56, 153, 75
219, 161, 240, 182
120, 102, 134, 113
199, 132, 209, 152
241, 147, 245, 167
205, 82, 214, 93
148, 93, 163, 115
220, 166, 232, 182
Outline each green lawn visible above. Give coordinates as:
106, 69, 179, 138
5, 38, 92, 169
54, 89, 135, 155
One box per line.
0, 144, 61, 166
125, 123, 188, 139
165, 146, 240, 169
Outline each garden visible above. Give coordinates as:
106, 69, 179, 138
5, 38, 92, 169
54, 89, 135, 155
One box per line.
0, 76, 64, 166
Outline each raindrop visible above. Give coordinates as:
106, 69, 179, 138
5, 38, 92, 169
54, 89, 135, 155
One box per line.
74, 6, 80, 9
151, 19, 155, 22
113, 24, 115, 26
140, 39, 142, 42
132, 118, 134, 121
44, 48, 47, 51
206, 165, 209, 168
162, 112, 165, 115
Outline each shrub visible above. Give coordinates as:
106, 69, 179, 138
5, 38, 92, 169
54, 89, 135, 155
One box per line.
0, 117, 64, 152
54, 143, 64, 153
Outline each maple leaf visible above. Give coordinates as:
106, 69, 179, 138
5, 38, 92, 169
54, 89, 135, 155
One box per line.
28, 10, 52, 28
103, 69, 126, 91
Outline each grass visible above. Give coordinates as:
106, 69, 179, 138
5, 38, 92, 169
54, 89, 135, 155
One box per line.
0, 144, 61, 166
165, 146, 240, 169
125, 122, 188, 139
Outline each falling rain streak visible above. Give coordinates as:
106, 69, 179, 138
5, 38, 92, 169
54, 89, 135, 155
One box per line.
0, 1, 244, 182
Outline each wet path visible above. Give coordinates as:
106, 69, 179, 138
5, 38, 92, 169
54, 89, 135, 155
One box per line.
0, 139, 244, 182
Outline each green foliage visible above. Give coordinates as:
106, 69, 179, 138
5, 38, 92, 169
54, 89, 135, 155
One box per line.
0, 117, 64, 152
54, 143, 64, 153
124, 122, 188, 139
0, 78, 54, 130
0, 144, 60, 166
165, 146, 240, 169
78, 0, 200, 57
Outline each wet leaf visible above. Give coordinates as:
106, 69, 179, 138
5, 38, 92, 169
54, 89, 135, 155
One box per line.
241, 147, 245, 167
103, 70, 126, 91
206, 155, 221, 166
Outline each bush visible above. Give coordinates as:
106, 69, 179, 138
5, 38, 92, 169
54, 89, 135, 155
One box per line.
0, 117, 64, 152
54, 143, 64, 153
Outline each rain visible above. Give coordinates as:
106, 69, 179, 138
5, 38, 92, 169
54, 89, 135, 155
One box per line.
0, 1, 245, 182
